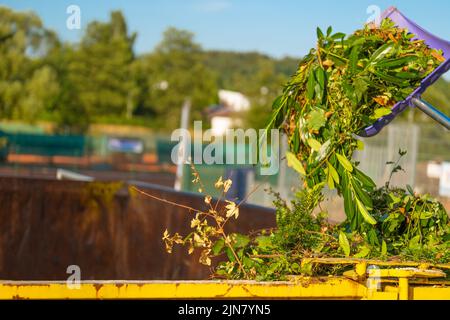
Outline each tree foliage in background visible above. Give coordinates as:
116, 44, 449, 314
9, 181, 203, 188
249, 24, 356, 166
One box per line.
76, 11, 137, 119
48, 11, 138, 132
0, 7, 59, 122
139, 27, 218, 128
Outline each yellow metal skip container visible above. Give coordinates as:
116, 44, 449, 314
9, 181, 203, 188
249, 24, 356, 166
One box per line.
0, 278, 448, 300
1, 259, 448, 300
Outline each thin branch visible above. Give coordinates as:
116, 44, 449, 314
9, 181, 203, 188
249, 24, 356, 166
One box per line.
250, 254, 283, 259
131, 185, 201, 214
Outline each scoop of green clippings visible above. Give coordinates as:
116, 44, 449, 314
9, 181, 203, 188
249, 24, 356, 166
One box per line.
270, 18, 445, 228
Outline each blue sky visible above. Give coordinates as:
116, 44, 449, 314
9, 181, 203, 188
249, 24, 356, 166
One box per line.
2, 0, 450, 59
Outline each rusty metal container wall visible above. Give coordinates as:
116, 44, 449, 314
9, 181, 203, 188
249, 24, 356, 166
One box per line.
0, 177, 276, 280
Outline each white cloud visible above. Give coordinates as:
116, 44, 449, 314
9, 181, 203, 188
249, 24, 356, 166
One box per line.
195, 0, 232, 13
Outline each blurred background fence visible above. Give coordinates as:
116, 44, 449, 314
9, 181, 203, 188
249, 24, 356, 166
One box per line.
0, 121, 448, 218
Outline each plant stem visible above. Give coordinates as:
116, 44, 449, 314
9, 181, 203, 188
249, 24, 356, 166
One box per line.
250, 254, 283, 259
131, 186, 214, 219
218, 227, 248, 278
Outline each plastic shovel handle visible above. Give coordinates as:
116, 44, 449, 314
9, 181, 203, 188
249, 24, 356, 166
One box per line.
411, 98, 450, 130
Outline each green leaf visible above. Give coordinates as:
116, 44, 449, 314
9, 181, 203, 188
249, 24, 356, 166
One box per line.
315, 83, 323, 101
381, 240, 387, 256
408, 235, 421, 250
367, 228, 380, 246
354, 246, 371, 258
265, 96, 284, 131
377, 56, 418, 69
233, 234, 250, 248
328, 162, 339, 184
291, 127, 300, 154
306, 69, 316, 100
396, 71, 421, 79
420, 212, 434, 220
371, 107, 392, 120
389, 193, 402, 205
243, 256, 254, 268
316, 67, 325, 90
354, 168, 376, 189
339, 231, 351, 257
307, 108, 327, 131
307, 138, 322, 152
342, 176, 356, 223
355, 196, 377, 225
371, 70, 408, 86
225, 247, 236, 262
286, 152, 306, 176
212, 239, 225, 255
351, 178, 373, 209
290, 263, 301, 273
328, 53, 347, 66
300, 262, 313, 275
331, 32, 346, 40
406, 185, 415, 196
325, 167, 335, 190
317, 27, 324, 40
315, 67, 326, 102
353, 78, 368, 102
368, 43, 394, 65
348, 37, 366, 48
336, 153, 353, 172
349, 45, 360, 74
255, 235, 273, 250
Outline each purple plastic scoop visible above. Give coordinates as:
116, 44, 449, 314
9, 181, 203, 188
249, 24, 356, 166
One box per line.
360, 6, 450, 137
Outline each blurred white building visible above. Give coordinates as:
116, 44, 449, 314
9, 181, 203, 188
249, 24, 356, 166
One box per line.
207, 90, 250, 136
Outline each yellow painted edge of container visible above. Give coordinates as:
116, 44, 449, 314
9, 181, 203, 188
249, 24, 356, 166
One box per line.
0, 278, 367, 300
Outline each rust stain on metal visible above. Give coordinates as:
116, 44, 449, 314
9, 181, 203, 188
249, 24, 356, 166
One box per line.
216, 285, 234, 298
93, 283, 104, 293
241, 286, 258, 298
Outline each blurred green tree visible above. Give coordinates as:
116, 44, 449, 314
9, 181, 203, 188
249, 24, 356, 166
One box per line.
44, 44, 90, 133
0, 6, 59, 122
141, 27, 218, 128
74, 11, 137, 118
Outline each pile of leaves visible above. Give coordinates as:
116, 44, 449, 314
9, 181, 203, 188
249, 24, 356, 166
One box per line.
212, 154, 449, 280
159, 18, 449, 281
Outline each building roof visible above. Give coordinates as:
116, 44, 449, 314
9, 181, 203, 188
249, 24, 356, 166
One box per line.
205, 90, 251, 118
